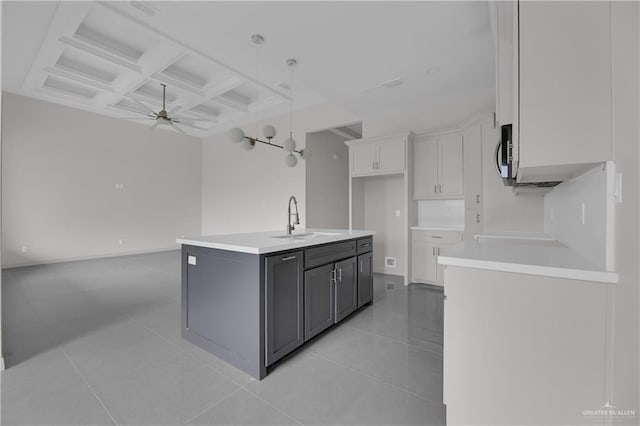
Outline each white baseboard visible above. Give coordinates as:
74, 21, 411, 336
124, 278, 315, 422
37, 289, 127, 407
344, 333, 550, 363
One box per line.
2, 246, 180, 269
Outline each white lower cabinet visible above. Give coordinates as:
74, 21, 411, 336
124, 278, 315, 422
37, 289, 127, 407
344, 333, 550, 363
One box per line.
411, 230, 462, 285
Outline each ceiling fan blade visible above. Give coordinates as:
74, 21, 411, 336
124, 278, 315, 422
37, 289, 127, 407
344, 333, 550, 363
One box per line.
169, 121, 187, 135
171, 119, 203, 123
130, 98, 157, 115
150, 120, 161, 131
118, 117, 157, 120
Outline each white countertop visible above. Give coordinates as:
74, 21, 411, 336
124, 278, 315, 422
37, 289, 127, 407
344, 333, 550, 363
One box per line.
438, 240, 618, 284
176, 229, 375, 254
411, 226, 464, 232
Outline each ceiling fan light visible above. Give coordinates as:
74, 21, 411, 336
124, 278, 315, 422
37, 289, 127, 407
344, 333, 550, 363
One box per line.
263, 125, 276, 139
300, 148, 311, 160
285, 153, 298, 167
283, 137, 296, 152
229, 127, 246, 143
241, 138, 255, 150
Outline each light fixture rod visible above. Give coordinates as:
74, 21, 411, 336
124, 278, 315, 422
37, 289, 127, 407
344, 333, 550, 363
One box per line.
246, 136, 303, 155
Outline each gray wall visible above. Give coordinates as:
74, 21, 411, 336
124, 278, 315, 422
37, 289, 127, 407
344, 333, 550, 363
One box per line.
305, 130, 349, 229
1, 93, 203, 267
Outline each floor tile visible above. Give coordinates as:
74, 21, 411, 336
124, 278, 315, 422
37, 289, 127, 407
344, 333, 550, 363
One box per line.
246, 351, 445, 425
87, 354, 239, 425
187, 388, 299, 425
1, 375, 114, 426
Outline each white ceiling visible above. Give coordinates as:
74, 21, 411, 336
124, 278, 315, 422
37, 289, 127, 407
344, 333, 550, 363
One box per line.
2, 1, 494, 137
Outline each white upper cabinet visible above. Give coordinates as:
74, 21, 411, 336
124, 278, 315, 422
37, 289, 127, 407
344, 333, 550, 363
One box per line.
346, 134, 409, 177
413, 140, 439, 197
438, 135, 464, 197
377, 139, 406, 174
413, 134, 463, 200
463, 122, 483, 209
493, 1, 614, 183
351, 143, 378, 176
518, 1, 612, 172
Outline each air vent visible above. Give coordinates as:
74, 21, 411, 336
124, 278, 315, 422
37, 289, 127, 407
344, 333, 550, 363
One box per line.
385, 257, 397, 268
380, 78, 404, 88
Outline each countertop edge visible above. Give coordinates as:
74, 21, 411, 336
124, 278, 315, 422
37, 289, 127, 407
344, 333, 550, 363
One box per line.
176, 230, 375, 255
438, 255, 619, 284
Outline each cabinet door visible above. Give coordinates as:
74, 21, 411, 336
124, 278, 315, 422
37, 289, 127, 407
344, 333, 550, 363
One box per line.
464, 208, 482, 241
435, 246, 447, 285
265, 251, 304, 365
496, 0, 515, 126
335, 257, 358, 323
303, 264, 335, 341
463, 124, 483, 209
357, 252, 373, 307
413, 140, 439, 199
376, 139, 406, 174
350, 144, 376, 176
519, 1, 612, 168
438, 135, 464, 198
412, 240, 438, 283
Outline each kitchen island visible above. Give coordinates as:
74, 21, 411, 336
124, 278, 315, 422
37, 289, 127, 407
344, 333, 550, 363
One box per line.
176, 229, 375, 380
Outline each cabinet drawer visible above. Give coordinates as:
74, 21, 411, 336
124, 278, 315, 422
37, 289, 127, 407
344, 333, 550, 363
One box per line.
305, 240, 357, 269
357, 237, 373, 254
412, 230, 463, 244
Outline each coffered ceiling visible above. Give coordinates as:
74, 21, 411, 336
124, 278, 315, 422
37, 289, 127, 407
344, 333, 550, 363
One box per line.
3, 1, 494, 137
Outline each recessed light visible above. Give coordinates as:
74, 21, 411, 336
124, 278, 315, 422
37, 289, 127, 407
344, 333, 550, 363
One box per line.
380, 77, 404, 88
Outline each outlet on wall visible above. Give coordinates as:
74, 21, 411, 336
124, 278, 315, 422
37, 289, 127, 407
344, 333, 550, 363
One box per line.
21, 246, 28, 253
118, 239, 124, 245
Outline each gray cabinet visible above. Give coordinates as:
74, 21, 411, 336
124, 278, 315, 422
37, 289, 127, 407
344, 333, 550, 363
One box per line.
335, 257, 357, 323
265, 251, 304, 365
357, 252, 373, 307
304, 263, 335, 341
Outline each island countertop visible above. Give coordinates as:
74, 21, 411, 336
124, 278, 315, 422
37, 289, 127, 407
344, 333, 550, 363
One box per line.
176, 228, 375, 254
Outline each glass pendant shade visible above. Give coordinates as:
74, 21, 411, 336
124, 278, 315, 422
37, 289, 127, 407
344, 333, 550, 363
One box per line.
229, 127, 245, 143
285, 153, 298, 167
283, 137, 296, 152
263, 125, 276, 139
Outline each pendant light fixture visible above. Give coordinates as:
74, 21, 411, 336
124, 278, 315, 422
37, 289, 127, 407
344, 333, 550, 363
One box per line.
228, 34, 310, 167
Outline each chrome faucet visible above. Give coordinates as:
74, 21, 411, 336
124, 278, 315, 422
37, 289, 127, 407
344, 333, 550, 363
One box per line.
287, 196, 300, 235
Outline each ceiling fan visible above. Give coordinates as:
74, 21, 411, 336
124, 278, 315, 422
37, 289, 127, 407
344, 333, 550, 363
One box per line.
121, 83, 200, 135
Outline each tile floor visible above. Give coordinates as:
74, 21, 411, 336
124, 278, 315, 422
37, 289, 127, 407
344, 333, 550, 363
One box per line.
1, 251, 445, 425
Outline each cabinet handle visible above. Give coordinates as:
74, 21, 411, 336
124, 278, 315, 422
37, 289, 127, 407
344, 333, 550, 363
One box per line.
331, 268, 337, 284
281, 255, 296, 262
432, 246, 435, 256
439, 184, 442, 193
476, 213, 481, 224
372, 161, 375, 170
431, 236, 442, 239
476, 194, 480, 204
361, 242, 371, 247
338, 267, 342, 282
360, 260, 363, 273
434, 184, 437, 193
437, 247, 441, 256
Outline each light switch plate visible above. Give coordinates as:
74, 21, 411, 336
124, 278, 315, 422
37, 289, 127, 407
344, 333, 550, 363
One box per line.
188, 255, 197, 266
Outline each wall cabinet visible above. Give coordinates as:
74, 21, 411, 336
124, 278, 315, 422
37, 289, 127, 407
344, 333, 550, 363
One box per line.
492, 1, 613, 183
348, 136, 406, 177
411, 230, 462, 286
463, 123, 483, 210
414, 135, 463, 199
265, 251, 304, 365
